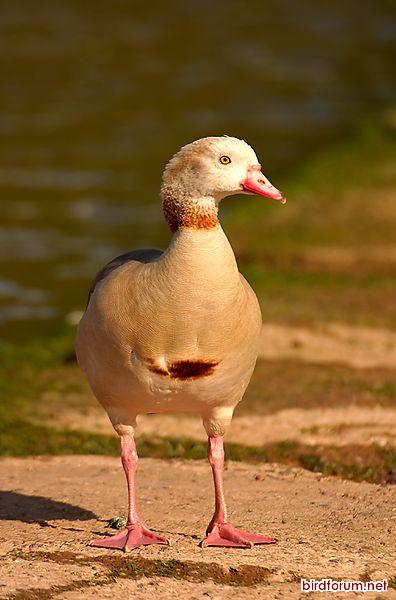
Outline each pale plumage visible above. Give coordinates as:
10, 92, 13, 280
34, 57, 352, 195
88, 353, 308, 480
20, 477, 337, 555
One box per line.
76, 136, 285, 550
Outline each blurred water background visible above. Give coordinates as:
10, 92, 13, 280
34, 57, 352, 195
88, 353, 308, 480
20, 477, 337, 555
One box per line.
1, 0, 396, 339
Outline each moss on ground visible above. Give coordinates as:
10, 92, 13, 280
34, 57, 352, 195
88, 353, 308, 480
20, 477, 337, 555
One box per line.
8, 550, 273, 597
6, 550, 396, 598
1, 415, 394, 484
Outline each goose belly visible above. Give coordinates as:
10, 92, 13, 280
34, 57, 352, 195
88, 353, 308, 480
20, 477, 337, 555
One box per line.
82, 343, 258, 421
135, 350, 256, 413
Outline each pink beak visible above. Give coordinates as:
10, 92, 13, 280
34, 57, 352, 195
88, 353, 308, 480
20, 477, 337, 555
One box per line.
241, 164, 286, 204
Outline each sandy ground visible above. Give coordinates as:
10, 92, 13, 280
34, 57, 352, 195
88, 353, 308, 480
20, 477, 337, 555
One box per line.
0, 456, 395, 599
50, 404, 396, 451
41, 320, 396, 448
2, 321, 396, 598
136, 406, 396, 448
34, 320, 396, 451
259, 323, 396, 369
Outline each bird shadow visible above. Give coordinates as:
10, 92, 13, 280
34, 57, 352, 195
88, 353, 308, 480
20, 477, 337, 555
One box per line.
0, 491, 97, 524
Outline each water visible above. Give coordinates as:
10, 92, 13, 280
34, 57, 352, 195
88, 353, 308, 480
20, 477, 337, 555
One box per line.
1, 1, 395, 339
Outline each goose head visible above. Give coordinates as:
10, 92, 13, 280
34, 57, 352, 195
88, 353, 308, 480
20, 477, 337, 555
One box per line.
161, 136, 285, 232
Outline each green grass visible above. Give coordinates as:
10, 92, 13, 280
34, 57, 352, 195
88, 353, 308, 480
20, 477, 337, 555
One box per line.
223, 112, 396, 327
242, 359, 396, 416
0, 417, 119, 457
243, 263, 396, 328
0, 329, 80, 419
1, 327, 395, 462
1, 112, 396, 483
1, 418, 394, 484
227, 111, 396, 250
0, 330, 395, 484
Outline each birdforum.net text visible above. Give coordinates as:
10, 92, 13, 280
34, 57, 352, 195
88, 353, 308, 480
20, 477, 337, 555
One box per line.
301, 578, 388, 593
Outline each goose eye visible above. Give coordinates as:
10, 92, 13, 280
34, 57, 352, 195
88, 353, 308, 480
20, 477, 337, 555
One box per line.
219, 155, 231, 165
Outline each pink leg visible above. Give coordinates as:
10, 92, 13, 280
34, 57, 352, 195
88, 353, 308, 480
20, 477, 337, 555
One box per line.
91, 435, 170, 552
202, 436, 276, 548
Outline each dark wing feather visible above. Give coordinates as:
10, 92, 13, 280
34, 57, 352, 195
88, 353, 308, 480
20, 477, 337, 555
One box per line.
87, 248, 163, 305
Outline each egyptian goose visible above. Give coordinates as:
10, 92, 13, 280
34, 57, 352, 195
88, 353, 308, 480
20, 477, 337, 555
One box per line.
76, 136, 286, 551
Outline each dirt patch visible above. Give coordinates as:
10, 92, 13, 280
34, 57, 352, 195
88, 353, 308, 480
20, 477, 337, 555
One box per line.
0, 456, 395, 598
0, 556, 103, 598
11, 550, 273, 587
133, 437, 395, 484
259, 323, 396, 369
34, 358, 396, 439
136, 405, 396, 449
60, 577, 301, 600
37, 398, 396, 482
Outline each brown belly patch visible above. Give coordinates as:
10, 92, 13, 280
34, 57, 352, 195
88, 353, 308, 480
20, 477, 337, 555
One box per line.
146, 358, 219, 380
